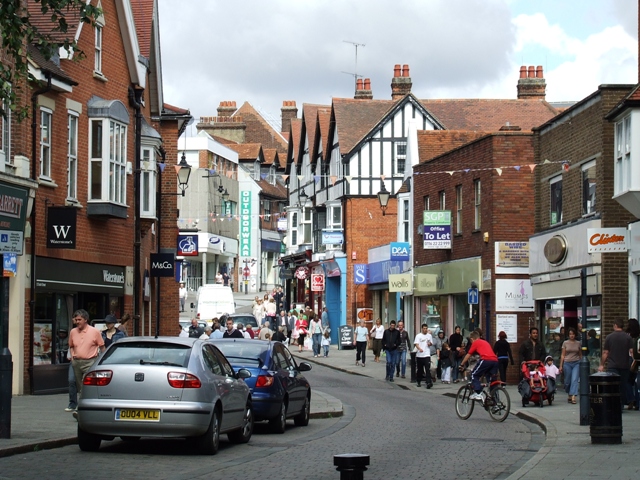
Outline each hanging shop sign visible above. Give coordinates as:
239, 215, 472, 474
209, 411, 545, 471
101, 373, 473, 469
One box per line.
587, 228, 628, 253
46, 206, 77, 249
295, 266, 309, 280
311, 274, 325, 292
0, 181, 29, 255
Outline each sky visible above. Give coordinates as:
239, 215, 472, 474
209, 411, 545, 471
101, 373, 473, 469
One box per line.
157, 0, 638, 136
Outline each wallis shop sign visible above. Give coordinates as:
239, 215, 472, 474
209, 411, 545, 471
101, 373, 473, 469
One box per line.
389, 273, 412, 292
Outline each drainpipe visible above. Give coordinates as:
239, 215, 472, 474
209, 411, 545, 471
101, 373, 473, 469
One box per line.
129, 86, 143, 335
28, 73, 52, 394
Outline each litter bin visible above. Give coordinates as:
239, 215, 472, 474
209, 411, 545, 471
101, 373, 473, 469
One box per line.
409, 352, 417, 383
589, 372, 622, 444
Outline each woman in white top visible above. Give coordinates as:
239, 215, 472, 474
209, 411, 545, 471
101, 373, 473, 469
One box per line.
354, 319, 370, 367
309, 316, 324, 358
264, 298, 277, 318
370, 318, 384, 363
252, 299, 265, 326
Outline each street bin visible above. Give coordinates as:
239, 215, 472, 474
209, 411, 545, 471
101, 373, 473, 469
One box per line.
589, 371, 622, 444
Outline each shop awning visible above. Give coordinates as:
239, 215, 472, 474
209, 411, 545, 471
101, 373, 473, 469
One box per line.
322, 259, 341, 277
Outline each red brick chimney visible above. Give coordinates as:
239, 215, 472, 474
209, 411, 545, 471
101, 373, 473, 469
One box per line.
281, 100, 298, 133
391, 64, 412, 100
217, 100, 237, 117
355, 78, 373, 100
517, 65, 546, 100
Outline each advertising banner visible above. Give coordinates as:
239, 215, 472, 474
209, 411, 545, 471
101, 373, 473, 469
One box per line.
496, 314, 518, 342
496, 242, 529, 267
423, 225, 451, 249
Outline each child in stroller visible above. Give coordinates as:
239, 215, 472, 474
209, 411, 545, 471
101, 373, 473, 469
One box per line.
518, 360, 555, 408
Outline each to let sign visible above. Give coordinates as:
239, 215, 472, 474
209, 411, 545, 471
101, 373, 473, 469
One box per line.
311, 274, 325, 292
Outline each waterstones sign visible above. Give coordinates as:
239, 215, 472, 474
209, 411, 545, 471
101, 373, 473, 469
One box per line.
240, 190, 252, 257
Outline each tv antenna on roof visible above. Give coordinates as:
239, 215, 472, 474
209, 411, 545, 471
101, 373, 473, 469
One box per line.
342, 40, 365, 90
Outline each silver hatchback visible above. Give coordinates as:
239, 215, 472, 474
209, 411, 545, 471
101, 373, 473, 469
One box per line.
77, 336, 253, 454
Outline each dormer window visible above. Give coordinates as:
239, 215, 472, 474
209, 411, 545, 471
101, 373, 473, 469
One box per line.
268, 165, 276, 185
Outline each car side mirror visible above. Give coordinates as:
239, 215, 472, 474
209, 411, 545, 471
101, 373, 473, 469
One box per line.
236, 368, 252, 379
298, 362, 312, 372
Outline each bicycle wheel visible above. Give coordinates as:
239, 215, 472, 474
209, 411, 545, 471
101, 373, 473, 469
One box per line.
455, 384, 475, 420
488, 386, 511, 422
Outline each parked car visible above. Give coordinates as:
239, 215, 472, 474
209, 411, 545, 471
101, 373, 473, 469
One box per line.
211, 338, 311, 433
228, 313, 260, 330
77, 336, 253, 454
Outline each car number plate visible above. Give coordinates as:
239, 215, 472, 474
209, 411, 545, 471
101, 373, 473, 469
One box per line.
115, 409, 161, 422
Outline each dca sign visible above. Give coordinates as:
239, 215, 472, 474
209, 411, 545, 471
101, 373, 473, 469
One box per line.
390, 242, 410, 261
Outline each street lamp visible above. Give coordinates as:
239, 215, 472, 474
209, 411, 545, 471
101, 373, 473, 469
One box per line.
154, 152, 192, 337
222, 188, 230, 203
299, 188, 308, 206
377, 183, 391, 216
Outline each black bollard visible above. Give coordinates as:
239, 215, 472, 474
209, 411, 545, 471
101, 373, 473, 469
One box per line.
410, 351, 417, 383
334, 454, 370, 480
0, 347, 12, 438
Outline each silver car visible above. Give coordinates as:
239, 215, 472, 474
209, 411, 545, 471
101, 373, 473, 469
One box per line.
77, 336, 253, 454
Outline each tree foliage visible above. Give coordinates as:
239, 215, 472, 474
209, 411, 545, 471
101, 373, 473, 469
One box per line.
0, 0, 101, 120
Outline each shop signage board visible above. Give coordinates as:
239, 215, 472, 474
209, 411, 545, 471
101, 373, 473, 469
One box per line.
496, 314, 518, 342
587, 228, 628, 253
311, 273, 325, 291
0, 181, 29, 255
240, 190, 252, 256
495, 279, 534, 312
423, 210, 451, 249
389, 272, 412, 292
390, 242, 410, 261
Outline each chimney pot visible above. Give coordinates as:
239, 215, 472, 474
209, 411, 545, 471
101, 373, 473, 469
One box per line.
536, 66, 543, 78
356, 78, 364, 90
402, 64, 410, 77
528, 66, 535, 78
394, 64, 401, 78
519, 66, 527, 78
364, 78, 371, 90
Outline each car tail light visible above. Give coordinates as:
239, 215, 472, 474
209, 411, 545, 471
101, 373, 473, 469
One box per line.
255, 375, 274, 388
83, 370, 113, 386
168, 372, 202, 388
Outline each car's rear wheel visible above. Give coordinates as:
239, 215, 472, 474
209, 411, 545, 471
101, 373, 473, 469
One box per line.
294, 395, 310, 427
228, 402, 253, 443
78, 426, 101, 452
269, 402, 287, 434
194, 409, 220, 455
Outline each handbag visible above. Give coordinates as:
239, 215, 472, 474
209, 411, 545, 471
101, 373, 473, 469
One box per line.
457, 348, 466, 358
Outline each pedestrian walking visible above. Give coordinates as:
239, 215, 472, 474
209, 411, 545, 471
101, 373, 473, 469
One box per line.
296, 315, 308, 352
414, 324, 433, 388
321, 330, 331, 357
395, 321, 411, 379
370, 318, 384, 363
354, 319, 369, 367
179, 283, 187, 312
382, 320, 401, 382
493, 331, 514, 383
599, 319, 633, 408
560, 327, 582, 404
68, 309, 105, 400
310, 315, 324, 357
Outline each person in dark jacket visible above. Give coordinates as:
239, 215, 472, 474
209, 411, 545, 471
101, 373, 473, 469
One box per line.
519, 327, 547, 365
188, 318, 204, 338
493, 330, 514, 383
382, 321, 401, 382
449, 326, 464, 383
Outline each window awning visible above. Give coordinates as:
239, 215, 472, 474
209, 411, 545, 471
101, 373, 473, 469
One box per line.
322, 259, 341, 277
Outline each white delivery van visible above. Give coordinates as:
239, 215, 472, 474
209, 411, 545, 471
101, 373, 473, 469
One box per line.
196, 284, 235, 323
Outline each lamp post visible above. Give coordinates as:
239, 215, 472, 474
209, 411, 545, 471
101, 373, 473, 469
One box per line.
155, 152, 191, 337
377, 183, 394, 216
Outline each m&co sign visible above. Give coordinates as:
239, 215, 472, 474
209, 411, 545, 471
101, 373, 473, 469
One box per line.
587, 228, 628, 253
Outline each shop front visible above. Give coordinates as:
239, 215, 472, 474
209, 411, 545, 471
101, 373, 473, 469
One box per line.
630, 220, 640, 320
529, 218, 602, 349
33, 257, 126, 393
413, 258, 482, 338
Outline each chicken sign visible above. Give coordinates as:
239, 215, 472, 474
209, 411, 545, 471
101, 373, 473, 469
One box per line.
311, 274, 325, 292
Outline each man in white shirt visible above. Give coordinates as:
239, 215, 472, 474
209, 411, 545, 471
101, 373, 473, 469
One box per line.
414, 324, 433, 389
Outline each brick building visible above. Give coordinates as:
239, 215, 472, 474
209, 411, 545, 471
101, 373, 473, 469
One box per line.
529, 84, 636, 359
3, 0, 190, 394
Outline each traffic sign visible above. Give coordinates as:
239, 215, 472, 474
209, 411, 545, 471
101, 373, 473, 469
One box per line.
468, 288, 478, 304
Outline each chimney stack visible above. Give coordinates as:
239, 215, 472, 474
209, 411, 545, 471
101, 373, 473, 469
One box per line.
391, 64, 412, 100
281, 100, 298, 134
217, 100, 237, 117
355, 78, 373, 100
517, 65, 546, 100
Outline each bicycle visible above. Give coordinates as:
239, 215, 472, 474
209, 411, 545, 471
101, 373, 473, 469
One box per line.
455, 373, 511, 422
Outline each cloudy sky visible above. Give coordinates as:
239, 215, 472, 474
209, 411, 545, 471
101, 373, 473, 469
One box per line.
157, 0, 637, 135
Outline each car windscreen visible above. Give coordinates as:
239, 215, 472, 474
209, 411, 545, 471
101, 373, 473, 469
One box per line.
100, 342, 191, 367
233, 316, 258, 328
215, 342, 268, 367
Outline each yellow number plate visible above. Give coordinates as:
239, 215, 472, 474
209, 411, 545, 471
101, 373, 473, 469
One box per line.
115, 409, 160, 422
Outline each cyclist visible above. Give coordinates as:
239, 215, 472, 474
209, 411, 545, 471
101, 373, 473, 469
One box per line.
460, 330, 499, 401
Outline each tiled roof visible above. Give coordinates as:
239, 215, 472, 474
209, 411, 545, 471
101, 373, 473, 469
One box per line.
27, 45, 76, 85
300, 104, 330, 165
331, 98, 395, 153
317, 109, 331, 162
26, 1, 82, 43
163, 103, 190, 115
263, 148, 278, 166
257, 179, 288, 199
419, 99, 558, 132
227, 143, 262, 161
416, 130, 490, 164
235, 102, 288, 154
131, 0, 154, 58
286, 118, 303, 173
606, 84, 640, 119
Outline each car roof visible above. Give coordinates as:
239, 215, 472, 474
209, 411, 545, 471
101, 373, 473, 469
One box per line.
228, 313, 256, 318
211, 338, 272, 346
114, 336, 201, 347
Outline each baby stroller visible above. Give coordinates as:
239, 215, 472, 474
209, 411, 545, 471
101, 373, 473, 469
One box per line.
517, 360, 555, 408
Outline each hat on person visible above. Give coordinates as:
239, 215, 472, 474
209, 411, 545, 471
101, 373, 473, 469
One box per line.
105, 314, 117, 324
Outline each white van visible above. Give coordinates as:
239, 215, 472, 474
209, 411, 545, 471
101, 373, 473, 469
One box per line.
196, 285, 235, 323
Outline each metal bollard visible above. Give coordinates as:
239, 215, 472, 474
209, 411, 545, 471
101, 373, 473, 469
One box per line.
410, 352, 417, 383
334, 453, 370, 480
0, 347, 12, 439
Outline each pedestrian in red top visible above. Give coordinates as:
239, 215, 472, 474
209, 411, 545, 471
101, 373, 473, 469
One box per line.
459, 330, 499, 401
